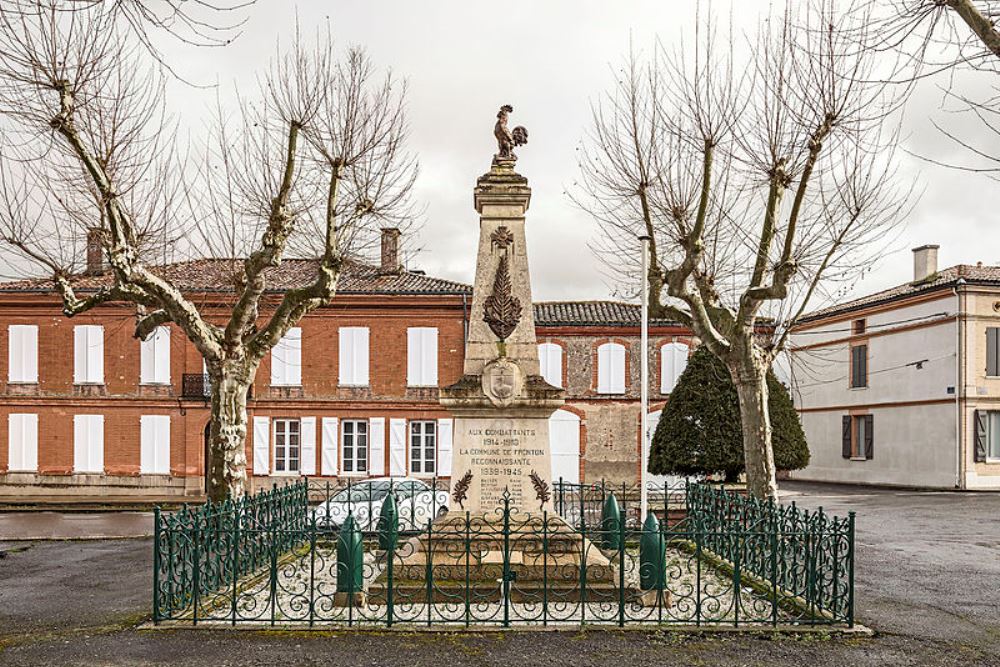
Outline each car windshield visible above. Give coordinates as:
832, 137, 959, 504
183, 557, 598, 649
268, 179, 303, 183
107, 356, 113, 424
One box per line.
394, 480, 427, 499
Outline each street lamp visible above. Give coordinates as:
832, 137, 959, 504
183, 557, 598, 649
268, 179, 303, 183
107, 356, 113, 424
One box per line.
639, 234, 651, 522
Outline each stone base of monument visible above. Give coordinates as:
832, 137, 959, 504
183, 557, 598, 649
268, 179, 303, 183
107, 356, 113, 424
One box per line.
333, 591, 367, 607
370, 514, 640, 603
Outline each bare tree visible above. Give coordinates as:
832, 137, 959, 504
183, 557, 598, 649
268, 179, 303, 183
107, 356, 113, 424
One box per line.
574, 1, 911, 499
860, 1, 1000, 175
0, 2, 417, 501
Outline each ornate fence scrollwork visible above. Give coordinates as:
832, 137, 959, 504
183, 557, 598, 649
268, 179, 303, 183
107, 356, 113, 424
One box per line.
153, 479, 855, 628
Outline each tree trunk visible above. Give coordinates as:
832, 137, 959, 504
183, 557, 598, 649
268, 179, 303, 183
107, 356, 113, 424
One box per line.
207, 367, 252, 503
730, 355, 779, 501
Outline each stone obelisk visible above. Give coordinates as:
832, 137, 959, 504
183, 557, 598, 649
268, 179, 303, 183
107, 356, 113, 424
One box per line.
440, 104, 564, 516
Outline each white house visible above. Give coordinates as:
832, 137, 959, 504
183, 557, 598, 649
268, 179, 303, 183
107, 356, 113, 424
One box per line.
788, 245, 1000, 490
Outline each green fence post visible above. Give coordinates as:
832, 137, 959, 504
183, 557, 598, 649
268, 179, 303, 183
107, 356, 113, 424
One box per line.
600, 493, 621, 551
464, 510, 471, 628
308, 512, 316, 627
425, 515, 434, 627
847, 511, 856, 627
192, 523, 200, 626
639, 512, 665, 593
386, 513, 395, 629
337, 513, 363, 603
617, 504, 626, 627
377, 491, 399, 552
542, 510, 549, 627
231, 504, 240, 626
153, 507, 161, 624
502, 491, 511, 629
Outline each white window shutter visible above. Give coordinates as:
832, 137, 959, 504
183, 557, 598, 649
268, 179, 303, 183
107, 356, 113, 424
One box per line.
140, 334, 155, 384
140, 415, 170, 475
252, 416, 270, 476
272, 328, 302, 386
9, 325, 38, 383
660, 342, 689, 394
300, 416, 317, 476
437, 418, 453, 477
549, 409, 581, 484
74, 327, 87, 384
369, 417, 386, 476
74, 414, 103, 473
339, 327, 369, 386
89, 415, 104, 473
8, 413, 38, 472
423, 329, 438, 386
88, 327, 104, 384
140, 416, 154, 474
610, 344, 626, 393
407, 328, 421, 386
155, 327, 170, 384
673, 343, 689, 388
389, 418, 406, 476
598, 343, 624, 394
356, 328, 370, 386
539, 343, 562, 388
321, 417, 338, 476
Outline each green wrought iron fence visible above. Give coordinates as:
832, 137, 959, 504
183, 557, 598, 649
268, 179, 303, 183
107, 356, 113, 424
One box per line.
153, 482, 309, 622
153, 480, 854, 628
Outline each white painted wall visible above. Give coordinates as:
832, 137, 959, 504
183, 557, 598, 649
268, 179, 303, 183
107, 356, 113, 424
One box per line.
789, 294, 960, 488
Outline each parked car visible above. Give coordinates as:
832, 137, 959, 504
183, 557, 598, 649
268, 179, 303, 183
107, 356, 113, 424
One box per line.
313, 477, 449, 532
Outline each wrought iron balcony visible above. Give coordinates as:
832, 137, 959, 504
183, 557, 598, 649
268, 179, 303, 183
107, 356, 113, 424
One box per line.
181, 374, 211, 399
181, 374, 254, 401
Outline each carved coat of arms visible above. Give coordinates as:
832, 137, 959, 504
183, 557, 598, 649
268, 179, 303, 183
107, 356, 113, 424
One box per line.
482, 357, 523, 407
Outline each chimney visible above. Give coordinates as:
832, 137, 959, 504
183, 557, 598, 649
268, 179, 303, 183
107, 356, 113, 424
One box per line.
380, 227, 401, 274
912, 244, 939, 282
86, 228, 105, 276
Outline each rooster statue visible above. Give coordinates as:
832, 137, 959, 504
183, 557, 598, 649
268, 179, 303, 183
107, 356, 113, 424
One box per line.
494, 104, 528, 163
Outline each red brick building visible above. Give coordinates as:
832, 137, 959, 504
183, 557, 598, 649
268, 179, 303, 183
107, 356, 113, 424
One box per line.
0, 236, 692, 503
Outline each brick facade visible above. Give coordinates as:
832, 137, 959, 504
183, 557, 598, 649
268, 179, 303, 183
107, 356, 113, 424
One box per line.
0, 268, 693, 502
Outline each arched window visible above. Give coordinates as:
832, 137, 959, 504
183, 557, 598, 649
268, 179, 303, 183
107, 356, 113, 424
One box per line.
597, 342, 626, 394
660, 341, 689, 394
538, 342, 563, 388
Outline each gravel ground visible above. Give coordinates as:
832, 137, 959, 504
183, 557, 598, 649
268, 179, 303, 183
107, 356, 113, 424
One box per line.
1, 482, 998, 666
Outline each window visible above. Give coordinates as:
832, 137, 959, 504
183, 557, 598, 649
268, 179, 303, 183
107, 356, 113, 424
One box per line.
339, 327, 370, 386
407, 327, 438, 387
7, 413, 38, 472
596, 342, 626, 394
988, 327, 1000, 376
974, 410, 1000, 462
8, 325, 38, 383
73, 414, 104, 473
660, 342, 689, 394
841, 414, 873, 460
850, 344, 867, 388
140, 326, 171, 385
271, 328, 302, 386
74, 325, 104, 384
341, 419, 368, 473
410, 421, 436, 475
274, 419, 301, 474
140, 415, 171, 475
852, 319, 866, 335
538, 342, 563, 388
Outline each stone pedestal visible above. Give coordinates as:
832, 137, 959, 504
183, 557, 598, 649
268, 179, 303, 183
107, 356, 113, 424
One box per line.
440, 158, 563, 516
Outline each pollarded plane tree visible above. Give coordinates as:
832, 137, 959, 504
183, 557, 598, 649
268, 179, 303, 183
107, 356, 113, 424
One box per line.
574, 1, 912, 499
0, 2, 417, 501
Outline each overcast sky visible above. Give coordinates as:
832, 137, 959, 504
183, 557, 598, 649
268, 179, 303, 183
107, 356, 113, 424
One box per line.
159, 0, 1000, 306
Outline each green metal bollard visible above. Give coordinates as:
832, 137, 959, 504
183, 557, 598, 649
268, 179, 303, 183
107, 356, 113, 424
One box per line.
377, 491, 399, 552
639, 512, 666, 591
336, 514, 364, 594
600, 493, 622, 551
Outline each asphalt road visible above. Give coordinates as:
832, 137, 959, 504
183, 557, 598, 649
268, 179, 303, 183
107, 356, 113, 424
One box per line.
0, 483, 998, 666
